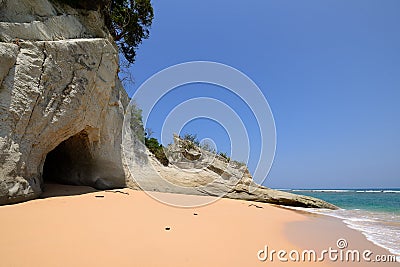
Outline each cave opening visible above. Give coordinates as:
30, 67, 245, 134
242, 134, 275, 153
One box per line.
42, 130, 93, 186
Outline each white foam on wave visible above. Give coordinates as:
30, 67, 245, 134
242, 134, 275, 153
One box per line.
284, 189, 400, 193
291, 189, 352, 193
283, 206, 400, 258
354, 190, 400, 193
383, 190, 400, 193
313, 189, 352, 192
344, 221, 400, 256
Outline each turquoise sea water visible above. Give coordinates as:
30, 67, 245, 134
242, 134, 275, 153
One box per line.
291, 189, 400, 213
282, 189, 400, 259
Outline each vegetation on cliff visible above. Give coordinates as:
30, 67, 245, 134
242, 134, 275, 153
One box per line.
144, 137, 169, 166
56, 0, 153, 64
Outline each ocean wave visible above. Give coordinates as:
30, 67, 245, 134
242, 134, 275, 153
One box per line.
343, 221, 400, 258
382, 190, 400, 193
283, 206, 400, 258
356, 190, 383, 193
355, 190, 400, 193
286, 189, 400, 193
290, 189, 353, 193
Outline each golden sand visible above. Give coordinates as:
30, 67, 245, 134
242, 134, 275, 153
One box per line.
0, 184, 396, 267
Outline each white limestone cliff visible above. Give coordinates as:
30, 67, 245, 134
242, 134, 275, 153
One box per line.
0, 0, 128, 204
0, 0, 337, 209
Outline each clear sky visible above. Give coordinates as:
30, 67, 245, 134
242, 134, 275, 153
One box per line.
125, 0, 400, 189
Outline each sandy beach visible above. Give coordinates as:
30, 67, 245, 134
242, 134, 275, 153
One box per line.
0, 184, 397, 267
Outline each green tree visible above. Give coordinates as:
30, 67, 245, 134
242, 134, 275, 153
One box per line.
105, 0, 154, 64
145, 137, 169, 166
56, 0, 153, 64
218, 152, 230, 162
182, 133, 199, 146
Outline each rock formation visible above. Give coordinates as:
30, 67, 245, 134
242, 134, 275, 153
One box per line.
124, 135, 338, 209
0, 0, 128, 204
0, 0, 337, 209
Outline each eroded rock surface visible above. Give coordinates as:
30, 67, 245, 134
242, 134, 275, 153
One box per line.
0, 0, 128, 204
1, 0, 337, 209
124, 135, 338, 209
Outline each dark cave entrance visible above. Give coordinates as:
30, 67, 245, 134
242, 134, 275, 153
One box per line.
42, 130, 93, 186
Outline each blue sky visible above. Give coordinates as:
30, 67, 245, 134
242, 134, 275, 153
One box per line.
125, 0, 400, 189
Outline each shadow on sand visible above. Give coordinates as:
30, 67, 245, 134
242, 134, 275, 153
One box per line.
40, 183, 99, 199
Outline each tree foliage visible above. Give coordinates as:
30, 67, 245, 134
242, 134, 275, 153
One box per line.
145, 137, 169, 166
129, 103, 168, 166
179, 133, 199, 150
218, 152, 231, 162
182, 133, 200, 146
105, 0, 154, 64
56, 0, 153, 64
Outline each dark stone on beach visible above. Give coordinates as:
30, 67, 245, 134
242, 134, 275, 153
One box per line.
249, 204, 263, 209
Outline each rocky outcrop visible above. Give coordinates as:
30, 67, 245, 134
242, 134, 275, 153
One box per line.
0, 0, 128, 205
125, 135, 338, 209
0, 0, 108, 42
0, 0, 337, 209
